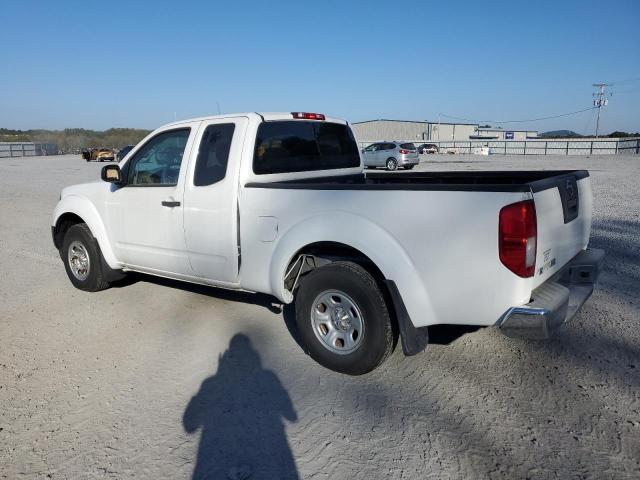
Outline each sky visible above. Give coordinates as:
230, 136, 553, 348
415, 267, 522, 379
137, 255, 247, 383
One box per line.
1, 0, 639, 134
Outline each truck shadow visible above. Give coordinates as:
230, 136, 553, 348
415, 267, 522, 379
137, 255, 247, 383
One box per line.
112, 272, 283, 314
119, 273, 485, 351
183, 333, 299, 479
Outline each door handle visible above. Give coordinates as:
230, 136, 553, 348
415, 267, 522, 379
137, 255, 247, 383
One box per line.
161, 200, 181, 207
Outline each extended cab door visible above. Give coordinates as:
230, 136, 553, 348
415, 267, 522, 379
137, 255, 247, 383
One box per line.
106, 125, 197, 276
182, 116, 248, 284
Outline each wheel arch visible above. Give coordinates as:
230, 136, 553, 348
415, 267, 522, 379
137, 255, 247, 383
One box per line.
52, 195, 120, 268
52, 212, 84, 249
268, 212, 438, 328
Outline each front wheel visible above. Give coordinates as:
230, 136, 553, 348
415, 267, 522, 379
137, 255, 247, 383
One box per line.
386, 158, 398, 171
294, 261, 395, 375
61, 223, 111, 292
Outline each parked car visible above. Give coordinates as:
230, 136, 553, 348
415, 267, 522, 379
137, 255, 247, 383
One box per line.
82, 148, 115, 162
52, 111, 603, 375
117, 145, 135, 161
418, 143, 439, 154
361, 141, 419, 170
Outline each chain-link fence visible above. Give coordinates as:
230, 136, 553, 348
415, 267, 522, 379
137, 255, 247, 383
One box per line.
357, 138, 640, 155
0, 142, 59, 158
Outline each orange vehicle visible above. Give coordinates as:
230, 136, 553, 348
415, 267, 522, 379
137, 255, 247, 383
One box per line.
82, 148, 115, 162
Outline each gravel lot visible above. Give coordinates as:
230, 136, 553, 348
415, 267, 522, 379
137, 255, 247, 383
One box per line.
1, 154, 639, 479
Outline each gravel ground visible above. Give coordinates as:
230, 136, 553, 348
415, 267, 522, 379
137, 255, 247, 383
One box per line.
1, 154, 638, 479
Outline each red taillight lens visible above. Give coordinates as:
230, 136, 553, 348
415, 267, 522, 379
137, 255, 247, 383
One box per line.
399, 149, 409, 154
291, 112, 326, 120
499, 200, 537, 277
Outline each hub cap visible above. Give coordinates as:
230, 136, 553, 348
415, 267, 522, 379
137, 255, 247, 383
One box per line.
311, 290, 364, 355
68, 241, 90, 281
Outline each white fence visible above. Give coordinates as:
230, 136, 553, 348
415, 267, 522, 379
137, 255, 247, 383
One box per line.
358, 138, 640, 155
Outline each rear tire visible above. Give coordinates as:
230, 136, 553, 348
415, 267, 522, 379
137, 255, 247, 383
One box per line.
386, 158, 398, 171
294, 261, 395, 375
61, 223, 111, 292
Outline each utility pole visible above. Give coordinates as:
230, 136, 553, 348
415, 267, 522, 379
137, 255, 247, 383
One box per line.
592, 83, 610, 137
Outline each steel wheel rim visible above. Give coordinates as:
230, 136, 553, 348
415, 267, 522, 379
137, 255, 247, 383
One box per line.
68, 240, 90, 281
311, 290, 365, 355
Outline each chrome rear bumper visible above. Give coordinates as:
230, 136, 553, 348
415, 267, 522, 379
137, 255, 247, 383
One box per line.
498, 248, 605, 340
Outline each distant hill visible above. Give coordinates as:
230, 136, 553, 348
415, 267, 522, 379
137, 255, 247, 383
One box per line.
0, 127, 151, 153
539, 130, 582, 138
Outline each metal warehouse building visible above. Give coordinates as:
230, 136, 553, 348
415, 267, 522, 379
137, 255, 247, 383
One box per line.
350, 119, 537, 144
473, 128, 538, 141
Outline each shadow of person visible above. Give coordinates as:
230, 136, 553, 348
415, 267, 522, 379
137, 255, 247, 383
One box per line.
183, 334, 299, 480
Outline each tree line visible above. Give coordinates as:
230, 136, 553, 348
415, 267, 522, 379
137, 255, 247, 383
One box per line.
0, 128, 152, 153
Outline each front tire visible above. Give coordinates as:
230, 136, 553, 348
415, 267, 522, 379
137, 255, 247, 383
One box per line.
294, 262, 395, 375
61, 223, 111, 292
386, 158, 398, 171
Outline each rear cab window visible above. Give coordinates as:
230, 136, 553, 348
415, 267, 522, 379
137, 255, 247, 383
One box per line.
253, 121, 360, 174
400, 143, 416, 150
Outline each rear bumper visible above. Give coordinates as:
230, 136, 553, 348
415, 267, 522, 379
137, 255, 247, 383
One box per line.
399, 157, 419, 165
497, 248, 605, 339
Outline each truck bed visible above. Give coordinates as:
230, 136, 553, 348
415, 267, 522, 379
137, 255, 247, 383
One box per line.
245, 170, 589, 193
242, 168, 593, 328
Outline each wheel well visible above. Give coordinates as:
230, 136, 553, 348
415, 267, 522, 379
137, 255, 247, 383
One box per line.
53, 213, 85, 249
285, 242, 385, 287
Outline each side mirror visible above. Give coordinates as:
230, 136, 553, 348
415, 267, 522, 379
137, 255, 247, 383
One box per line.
101, 164, 123, 184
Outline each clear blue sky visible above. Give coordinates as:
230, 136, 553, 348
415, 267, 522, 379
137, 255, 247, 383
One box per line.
1, 0, 638, 134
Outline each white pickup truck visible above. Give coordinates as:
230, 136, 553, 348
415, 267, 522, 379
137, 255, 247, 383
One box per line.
52, 112, 604, 374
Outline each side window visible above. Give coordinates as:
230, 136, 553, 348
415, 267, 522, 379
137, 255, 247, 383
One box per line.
363, 144, 376, 152
193, 123, 235, 186
126, 129, 190, 186
384, 143, 396, 150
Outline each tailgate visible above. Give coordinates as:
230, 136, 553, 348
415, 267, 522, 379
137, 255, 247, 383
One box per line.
531, 171, 593, 288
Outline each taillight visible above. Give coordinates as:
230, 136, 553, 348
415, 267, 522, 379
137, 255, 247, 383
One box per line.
399, 149, 409, 154
291, 112, 325, 120
499, 200, 537, 277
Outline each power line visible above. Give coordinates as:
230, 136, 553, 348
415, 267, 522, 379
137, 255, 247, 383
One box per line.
609, 88, 640, 95
439, 107, 597, 124
607, 76, 640, 86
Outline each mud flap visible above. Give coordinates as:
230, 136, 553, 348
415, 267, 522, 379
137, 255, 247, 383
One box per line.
385, 280, 429, 356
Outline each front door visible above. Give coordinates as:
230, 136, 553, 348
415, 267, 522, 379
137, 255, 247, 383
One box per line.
362, 143, 378, 166
106, 126, 196, 276
182, 117, 248, 284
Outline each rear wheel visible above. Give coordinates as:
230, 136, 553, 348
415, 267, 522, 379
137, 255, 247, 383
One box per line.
386, 158, 398, 171
61, 223, 111, 292
294, 261, 395, 375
